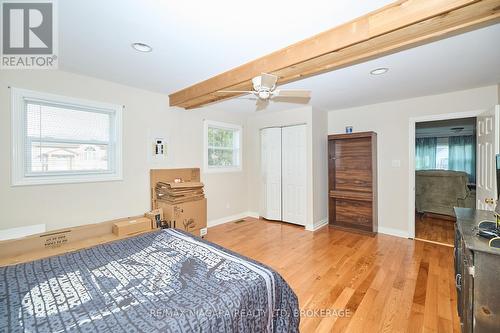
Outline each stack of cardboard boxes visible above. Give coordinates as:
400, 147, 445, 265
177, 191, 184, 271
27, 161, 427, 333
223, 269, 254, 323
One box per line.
150, 168, 207, 237
155, 181, 205, 204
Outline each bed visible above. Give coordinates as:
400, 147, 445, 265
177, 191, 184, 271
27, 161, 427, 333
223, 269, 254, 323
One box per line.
0, 229, 299, 333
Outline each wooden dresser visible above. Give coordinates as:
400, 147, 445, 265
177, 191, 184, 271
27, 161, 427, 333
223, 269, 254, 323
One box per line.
454, 208, 500, 332
328, 132, 377, 234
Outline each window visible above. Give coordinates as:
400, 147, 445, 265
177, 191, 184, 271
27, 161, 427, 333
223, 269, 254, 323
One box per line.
11, 88, 123, 185
415, 135, 476, 183
203, 120, 242, 173
435, 137, 449, 170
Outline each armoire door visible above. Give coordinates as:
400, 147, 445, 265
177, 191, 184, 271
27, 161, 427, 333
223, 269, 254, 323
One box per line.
261, 127, 282, 221
282, 125, 307, 226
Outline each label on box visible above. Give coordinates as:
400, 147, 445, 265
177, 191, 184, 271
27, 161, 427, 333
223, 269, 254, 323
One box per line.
43, 231, 70, 248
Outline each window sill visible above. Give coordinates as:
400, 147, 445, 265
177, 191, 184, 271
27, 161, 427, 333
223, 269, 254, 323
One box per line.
12, 173, 123, 186
203, 167, 243, 174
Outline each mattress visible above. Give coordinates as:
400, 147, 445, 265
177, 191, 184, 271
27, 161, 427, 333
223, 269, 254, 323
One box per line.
0, 229, 299, 333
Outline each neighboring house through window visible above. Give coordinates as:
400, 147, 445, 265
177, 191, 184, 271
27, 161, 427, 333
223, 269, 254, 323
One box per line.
11, 88, 123, 185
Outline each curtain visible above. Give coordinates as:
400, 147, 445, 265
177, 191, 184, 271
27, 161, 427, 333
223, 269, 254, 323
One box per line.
415, 137, 437, 170
449, 135, 476, 183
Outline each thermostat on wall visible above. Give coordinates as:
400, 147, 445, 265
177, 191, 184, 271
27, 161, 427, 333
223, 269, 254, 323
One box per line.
154, 138, 167, 158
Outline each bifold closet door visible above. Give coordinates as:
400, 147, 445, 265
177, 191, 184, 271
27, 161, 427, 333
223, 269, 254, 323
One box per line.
282, 125, 307, 226
261, 127, 282, 221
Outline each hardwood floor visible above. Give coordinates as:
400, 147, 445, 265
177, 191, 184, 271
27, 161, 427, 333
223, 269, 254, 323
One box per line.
415, 214, 455, 246
205, 218, 460, 333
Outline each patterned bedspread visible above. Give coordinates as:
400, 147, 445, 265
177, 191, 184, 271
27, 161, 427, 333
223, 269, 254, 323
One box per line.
0, 229, 299, 333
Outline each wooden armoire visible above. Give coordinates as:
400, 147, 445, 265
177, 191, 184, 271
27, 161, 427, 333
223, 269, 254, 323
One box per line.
328, 132, 378, 234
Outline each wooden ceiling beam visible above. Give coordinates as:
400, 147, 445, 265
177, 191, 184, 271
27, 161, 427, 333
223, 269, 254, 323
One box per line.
169, 0, 500, 109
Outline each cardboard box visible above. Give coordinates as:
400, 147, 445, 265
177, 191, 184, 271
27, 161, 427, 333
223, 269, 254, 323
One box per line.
112, 217, 151, 236
158, 198, 207, 235
150, 168, 200, 209
145, 208, 163, 229
0, 215, 146, 264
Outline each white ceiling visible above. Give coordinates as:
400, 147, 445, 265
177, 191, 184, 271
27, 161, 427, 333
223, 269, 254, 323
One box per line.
59, 1, 500, 112
416, 118, 476, 138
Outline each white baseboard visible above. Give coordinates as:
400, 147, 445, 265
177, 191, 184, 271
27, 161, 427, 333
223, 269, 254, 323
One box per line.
305, 218, 328, 231
0, 224, 46, 241
208, 211, 259, 228
377, 226, 409, 239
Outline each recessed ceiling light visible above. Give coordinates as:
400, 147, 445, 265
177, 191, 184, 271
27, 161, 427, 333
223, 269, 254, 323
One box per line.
370, 68, 389, 75
132, 42, 152, 53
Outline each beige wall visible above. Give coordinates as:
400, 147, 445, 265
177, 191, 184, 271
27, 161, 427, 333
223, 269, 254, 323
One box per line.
311, 107, 328, 228
328, 85, 499, 236
2, 69, 496, 237
0, 70, 248, 233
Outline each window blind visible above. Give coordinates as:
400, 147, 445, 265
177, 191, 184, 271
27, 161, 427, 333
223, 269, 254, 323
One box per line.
25, 101, 113, 174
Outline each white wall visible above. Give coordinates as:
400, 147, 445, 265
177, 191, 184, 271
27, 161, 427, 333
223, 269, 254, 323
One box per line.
328, 85, 499, 237
311, 107, 328, 229
0, 70, 249, 232
3, 70, 495, 238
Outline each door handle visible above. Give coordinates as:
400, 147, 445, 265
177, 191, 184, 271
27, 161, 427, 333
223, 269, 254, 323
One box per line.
485, 198, 495, 205
455, 274, 462, 290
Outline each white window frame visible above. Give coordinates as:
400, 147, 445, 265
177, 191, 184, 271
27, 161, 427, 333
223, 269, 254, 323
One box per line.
203, 120, 242, 173
11, 88, 123, 186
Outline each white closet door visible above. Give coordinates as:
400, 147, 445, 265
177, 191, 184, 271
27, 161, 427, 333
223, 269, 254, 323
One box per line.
261, 128, 282, 221
282, 125, 307, 226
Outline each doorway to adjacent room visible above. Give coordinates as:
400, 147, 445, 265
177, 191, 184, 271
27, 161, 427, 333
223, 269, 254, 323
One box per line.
409, 106, 499, 246
413, 117, 477, 245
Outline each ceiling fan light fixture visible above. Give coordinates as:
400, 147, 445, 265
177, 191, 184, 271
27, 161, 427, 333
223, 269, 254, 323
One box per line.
258, 90, 271, 100
370, 67, 389, 75
217, 73, 309, 105
132, 42, 153, 53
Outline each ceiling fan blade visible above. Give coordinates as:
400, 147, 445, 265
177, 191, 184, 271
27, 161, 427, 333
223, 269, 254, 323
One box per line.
255, 99, 270, 111
271, 96, 311, 104
260, 73, 278, 89
235, 96, 258, 101
273, 89, 311, 98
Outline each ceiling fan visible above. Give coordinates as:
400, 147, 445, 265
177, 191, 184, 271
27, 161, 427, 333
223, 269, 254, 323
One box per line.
216, 73, 311, 111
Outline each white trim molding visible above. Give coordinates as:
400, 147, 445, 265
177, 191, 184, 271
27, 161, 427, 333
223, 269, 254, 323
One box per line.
203, 119, 243, 174
208, 211, 259, 228
0, 224, 46, 241
11, 87, 123, 186
305, 218, 328, 231
378, 226, 409, 239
